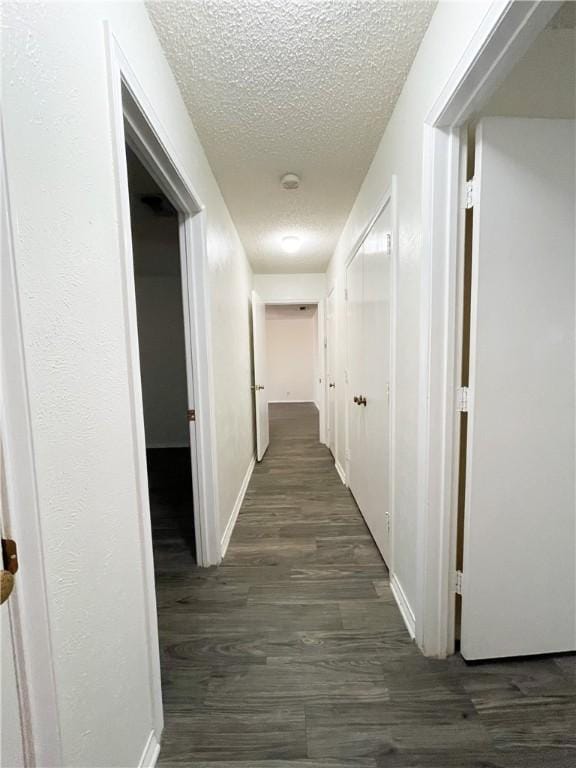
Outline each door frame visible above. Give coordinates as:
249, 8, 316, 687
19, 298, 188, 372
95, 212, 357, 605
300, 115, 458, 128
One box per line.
105, 25, 222, 742
344, 178, 398, 575
1, 117, 64, 767
263, 299, 327, 445
416, 0, 562, 658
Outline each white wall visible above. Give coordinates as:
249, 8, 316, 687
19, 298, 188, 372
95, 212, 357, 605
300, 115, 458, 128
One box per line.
326, 1, 493, 628
266, 306, 317, 403
254, 272, 326, 303
482, 28, 575, 118
2, 2, 253, 765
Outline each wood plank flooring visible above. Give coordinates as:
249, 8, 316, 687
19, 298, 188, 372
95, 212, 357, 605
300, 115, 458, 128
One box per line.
154, 403, 575, 767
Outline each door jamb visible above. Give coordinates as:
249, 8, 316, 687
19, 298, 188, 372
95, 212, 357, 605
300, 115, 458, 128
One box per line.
416, 0, 562, 657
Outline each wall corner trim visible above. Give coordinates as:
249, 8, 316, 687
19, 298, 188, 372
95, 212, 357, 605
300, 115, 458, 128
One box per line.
138, 730, 161, 768
390, 573, 416, 639
220, 455, 256, 557
334, 460, 346, 486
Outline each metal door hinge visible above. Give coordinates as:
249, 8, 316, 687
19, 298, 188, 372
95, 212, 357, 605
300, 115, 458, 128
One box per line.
464, 178, 475, 209
187, 409, 196, 422
456, 386, 470, 412
385, 233, 392, 256
344, 288, 349, 301
455, 569, 464, 595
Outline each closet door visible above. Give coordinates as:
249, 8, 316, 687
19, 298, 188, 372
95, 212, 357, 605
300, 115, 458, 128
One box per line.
461, 118, 575, 660
346, 247, 368, 515
361, 201, 392, 563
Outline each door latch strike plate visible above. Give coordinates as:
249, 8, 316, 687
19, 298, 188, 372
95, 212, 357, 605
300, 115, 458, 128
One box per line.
187, 409, 196, 423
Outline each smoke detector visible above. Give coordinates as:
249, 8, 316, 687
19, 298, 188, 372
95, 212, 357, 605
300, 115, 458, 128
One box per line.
281, 173, 300, 190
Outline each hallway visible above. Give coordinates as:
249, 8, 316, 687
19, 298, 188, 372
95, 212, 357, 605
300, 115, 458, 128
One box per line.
155, 404, 574, 767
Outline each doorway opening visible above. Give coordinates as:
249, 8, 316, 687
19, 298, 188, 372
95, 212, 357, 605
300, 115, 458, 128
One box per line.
125, 145, 196, 562
251, 294, 326, 461
450, 5, 575, 660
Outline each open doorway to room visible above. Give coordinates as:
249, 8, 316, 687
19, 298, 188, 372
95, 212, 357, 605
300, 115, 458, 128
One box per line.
125, 145, 196, 563
251, 295, 326, 461
450, 3, 575, 660
265, 303, 322, 453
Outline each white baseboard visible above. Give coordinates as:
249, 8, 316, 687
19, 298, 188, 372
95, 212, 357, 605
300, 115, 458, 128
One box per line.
268, 399, 316, 404
138, 730, 160, 768
335, 460, 346, 485
220, 455, 256, 557
390, 573, 416, 639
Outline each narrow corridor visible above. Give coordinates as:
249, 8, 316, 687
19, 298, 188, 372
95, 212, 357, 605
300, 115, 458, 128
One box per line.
155, 404, 574, 767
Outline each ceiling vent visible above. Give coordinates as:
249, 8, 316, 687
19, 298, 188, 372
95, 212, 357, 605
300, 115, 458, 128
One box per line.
281, 173, 300, 190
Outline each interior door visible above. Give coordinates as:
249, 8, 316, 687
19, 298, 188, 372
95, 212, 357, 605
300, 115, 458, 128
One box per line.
346, 248, 368, 513
461, 117, 576, 660
361, 202, 392, 563
251, 290, 269, 461
326, 290, 336, 457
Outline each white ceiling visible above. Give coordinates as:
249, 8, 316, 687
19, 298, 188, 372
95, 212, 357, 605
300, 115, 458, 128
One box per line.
147, 0, 436, 274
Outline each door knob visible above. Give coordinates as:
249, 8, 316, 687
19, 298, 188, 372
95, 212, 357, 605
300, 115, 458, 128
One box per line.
329, 383, 336, 389
0, 539, 18, 606
353, 395, 359, 404
0, 571, 14, 605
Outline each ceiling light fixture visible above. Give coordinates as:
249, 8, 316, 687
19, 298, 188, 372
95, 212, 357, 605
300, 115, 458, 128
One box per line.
281, 235, 301, 254
281, 173, 300, 190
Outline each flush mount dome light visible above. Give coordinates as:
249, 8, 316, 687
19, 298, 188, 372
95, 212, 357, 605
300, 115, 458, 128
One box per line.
281, 235, 301, 254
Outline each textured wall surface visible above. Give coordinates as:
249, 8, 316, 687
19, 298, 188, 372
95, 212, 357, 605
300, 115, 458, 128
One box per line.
147, 0, 437, 273
2, 1, 253, 764
326, 1, 493, 626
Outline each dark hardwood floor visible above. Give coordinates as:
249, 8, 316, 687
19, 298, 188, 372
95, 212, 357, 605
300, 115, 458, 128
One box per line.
154, 403, 575, 767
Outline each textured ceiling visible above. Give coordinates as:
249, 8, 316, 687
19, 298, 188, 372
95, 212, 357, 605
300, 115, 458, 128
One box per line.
147, 0, 436, 273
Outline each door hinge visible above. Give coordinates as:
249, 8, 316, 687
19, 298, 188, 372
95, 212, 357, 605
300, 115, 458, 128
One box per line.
187, 408, 196, 422
455, 569, 464, 595
456, 386, 470, 412
344, 287, 348, 301
385, 233, 392, 256
464, 178, 475, 209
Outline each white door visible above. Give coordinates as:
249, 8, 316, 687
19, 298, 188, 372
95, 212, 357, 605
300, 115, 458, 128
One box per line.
346, 248, 368, 513
461, 117, 576, 660
251, 291, 269, 461
361, 202, 392, 563
326, 290, 336, 457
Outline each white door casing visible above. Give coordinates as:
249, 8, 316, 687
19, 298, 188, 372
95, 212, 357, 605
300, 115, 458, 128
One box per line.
252, 290, 270, 461
460, 117, 576, 660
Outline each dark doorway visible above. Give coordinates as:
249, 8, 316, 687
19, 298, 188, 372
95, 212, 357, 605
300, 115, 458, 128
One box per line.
125, 144, 196, 564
